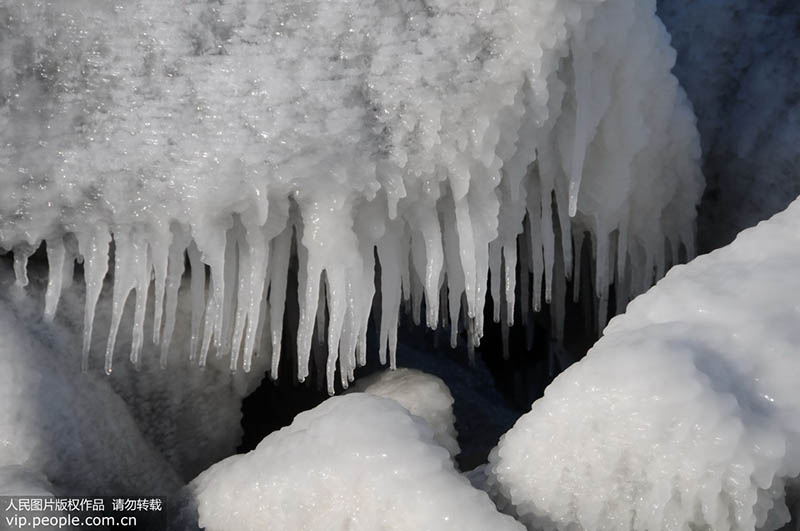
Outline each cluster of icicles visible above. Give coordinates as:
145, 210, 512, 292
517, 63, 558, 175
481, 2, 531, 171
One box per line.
1, 0, 703, 393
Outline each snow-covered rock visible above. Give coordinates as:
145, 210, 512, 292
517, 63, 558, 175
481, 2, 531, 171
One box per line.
185, 394, 522, 531
351, 368, 460, 457
487, 197, 800, 530
0, 0, 702, 385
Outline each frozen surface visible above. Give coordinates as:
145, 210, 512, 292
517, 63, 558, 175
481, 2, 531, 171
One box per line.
658, 0, 800, 250
184, 394, 522, 531
487, 198, 800, 530
0, 0, 702, 386
352, 367, 459, 457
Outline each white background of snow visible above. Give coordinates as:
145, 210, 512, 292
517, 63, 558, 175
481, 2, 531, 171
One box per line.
187, 394, 522, 531
351, 367, 460, 457
487, 197, 800, 531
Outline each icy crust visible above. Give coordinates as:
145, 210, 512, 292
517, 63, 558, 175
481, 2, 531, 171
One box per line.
486, 198, 800, 531
351, 367, 460, 457
187, 394, 522, 531
0, 0, 702, 390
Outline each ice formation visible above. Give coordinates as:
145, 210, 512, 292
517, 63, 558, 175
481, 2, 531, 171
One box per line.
182, 394, 522, 531
486, 198, 800, 531
0, 0, 702, 390
351, 367, 459, 457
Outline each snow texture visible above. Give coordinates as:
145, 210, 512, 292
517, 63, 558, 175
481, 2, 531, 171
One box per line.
184, 394, 522, 531
487, 197, 800, 531
0, 0, 702, 389
351, 367, 460, 457
658, 0, 800, 250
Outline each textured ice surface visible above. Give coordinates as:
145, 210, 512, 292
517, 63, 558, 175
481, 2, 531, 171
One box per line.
658, 0, 800, 250
184, 394, 522, 531
352, 367, 459, 457
487, 198, 800, 530
0, 0, 702, 387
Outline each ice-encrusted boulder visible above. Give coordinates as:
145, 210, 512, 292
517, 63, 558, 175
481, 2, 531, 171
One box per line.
183, 394, 522, 531
352, 367, 460, 457
487, 197, 800, 530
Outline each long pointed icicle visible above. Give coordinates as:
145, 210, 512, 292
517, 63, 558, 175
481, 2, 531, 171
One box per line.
78, 227, 111, 372
160, 229, 189, 368
129, 235, 152, 367
105, 231, 138, 374
44, 238, 66, 321
187, 242, 206, 362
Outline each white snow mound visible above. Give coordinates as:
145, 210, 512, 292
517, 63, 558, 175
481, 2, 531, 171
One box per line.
487, 198, 800, 531
189, 394, 522, 531
351, 367, 460, 457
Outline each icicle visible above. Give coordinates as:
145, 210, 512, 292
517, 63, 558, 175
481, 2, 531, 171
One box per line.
377, 221, 403, 366
453, 196, 477, 319
44, 238, 66, 321
129, 235, 152, 367
325, 268, 347, 395
355, 241, 375, 367
218, 228, 239, 359
254, 293, 270, 367
295, 225, 321, 383
160, 228, 189, 368
442, 203, 465, 349
409, 259, 423, 327
150, 230, 171, 345
502, 242, 517, 327
196, 223, 229, 367
12, 244, 34, 288
187, 242, 205, 362
105, 230, 139, 374
229, 227, 255, 371
409, 205, 444, 329
78, 227, 111, 372
238, 224, 270, 373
